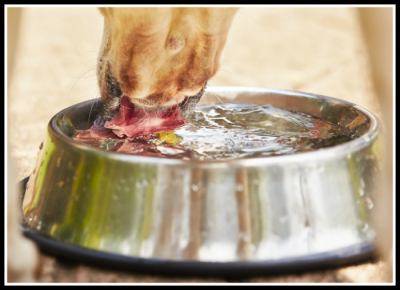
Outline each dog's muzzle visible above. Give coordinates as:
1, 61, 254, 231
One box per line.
101, 76, 206, 117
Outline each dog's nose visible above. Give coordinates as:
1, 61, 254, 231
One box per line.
167, 35, 185, 53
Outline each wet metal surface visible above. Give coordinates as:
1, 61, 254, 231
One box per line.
22, 86, 381, 263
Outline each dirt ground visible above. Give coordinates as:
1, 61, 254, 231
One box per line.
7, 7, 392, 283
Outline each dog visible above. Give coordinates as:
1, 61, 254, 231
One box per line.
97, 7, 239, 115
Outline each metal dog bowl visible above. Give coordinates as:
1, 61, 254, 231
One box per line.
21, 86, 381, 276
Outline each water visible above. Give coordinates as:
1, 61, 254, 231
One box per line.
73, 102, 356, 160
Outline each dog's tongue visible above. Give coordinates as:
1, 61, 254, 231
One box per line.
104, 95, 188, 138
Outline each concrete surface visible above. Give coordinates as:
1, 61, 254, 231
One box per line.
7, 7, 391, 283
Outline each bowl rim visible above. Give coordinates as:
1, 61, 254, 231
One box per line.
49, 86, 380, 168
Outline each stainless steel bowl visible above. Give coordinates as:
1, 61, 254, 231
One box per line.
22, 86, 381, 269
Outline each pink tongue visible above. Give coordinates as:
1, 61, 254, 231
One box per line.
104, 95, 188, 138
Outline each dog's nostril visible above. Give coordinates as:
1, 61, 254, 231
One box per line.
167, 36, 185, 53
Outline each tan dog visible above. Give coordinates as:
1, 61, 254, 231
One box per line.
97, 7, 238, 113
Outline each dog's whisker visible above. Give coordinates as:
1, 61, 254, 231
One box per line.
87, 85, 100, 125
218, 67, 241, 86
202, 94, 210, 105
83, 58, 100, 67
62, 66, 97, 104
78, 78, 100, 86
72, 75, 97, 80
69, 67, 97, 79
87, 101, 96, 126
207, 92, 224, 105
